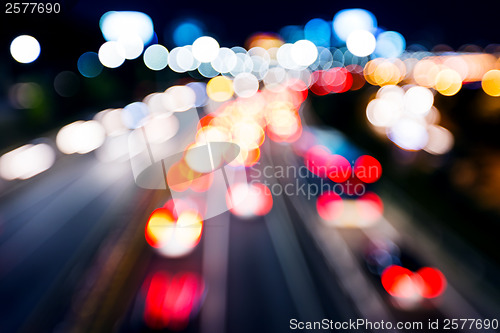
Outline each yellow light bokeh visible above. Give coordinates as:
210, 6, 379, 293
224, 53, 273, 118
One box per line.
482, 69, 500, 97
435, 69, 462, 96
206, 76, 234, 102
363, 59, 405, 86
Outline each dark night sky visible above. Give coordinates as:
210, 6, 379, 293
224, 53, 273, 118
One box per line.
1, 0, 498, 66
67, 0, 499, 48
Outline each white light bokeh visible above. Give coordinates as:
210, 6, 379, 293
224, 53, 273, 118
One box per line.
310, 47, 334, 70
277, 43, 297, 69
424, 125, 454, 155
143, 113, 180, 144
56, 121, 106, 154
98, 41, 126, 68
366, 99, 402, 127
388, 118, 428, 151
250, 55, 269, 80
333, 9, 377, 41
95, 108, 128, 136
404, 86, 434, 116
162, 85, 196, 112
99, 11, 154, 44
233, 73, 259, 98
229, 52, 254, 76
192, 36, 220, 63
144, 93, 171, 115
167, 47, 186, 73
143, 44, 169, 70
263, 67, 287, 91
10, 35, 40, 64
117, 33, 144, 60
0, 143, 55, 180
346, 30, 376, 57
122, 102, 150, 129
187, 82, 208, 107
176, 46, 200, 71
211, 47, 237, 73
291, 40, 318, 67
376, 84, 405, 103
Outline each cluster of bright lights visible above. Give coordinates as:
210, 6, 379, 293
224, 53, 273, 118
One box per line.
362, 48, 498, 156
47, 71, 307, 252
381, 265, 447, 302
302, 147, 384, 227
367, 85, 454, 154
76, 11, 156, 70
8, 8, 498, 190
5, 11, 469, 323
72, 7, 402, 95
365, 53, 499, 96
364, 240, 447, 307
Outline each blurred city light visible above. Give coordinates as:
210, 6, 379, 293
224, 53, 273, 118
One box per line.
173, 20, 204, 46
317, 191, 344, 221
388, 118, 429, 151
304, 18, 331, 47
346, 30, 376, 57
482, 69, 500, 96
143, 44, 169, 70
233, 73, 259, 98
10, 35, 40, 63
192, 36, 220, 63
162, 85, 196, 112
332, 9, 377, 42
206, 76, 234, 102
143, 271, 205, 330
122, 102, 150, 129
353, 155, 382, 183
77, 52, 103, 77
56, 120, 106, 154
381, 265, 447, 300
227, 182, 273, 218
0, 143, 55, 180
291, 39, 318, 67
1, 4, 499, 331
98, 41, 126, 68
117, 33, 144, 60
99, 11, 154, 44
145, 208, 203, 257
374, 31, 406, 58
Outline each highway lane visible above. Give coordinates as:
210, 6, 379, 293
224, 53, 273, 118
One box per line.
266, 126, 500, 331
110, 141, 361, 332
1, 126, 499, 333
0, 153, 142, 332
0, 142, 319, 333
